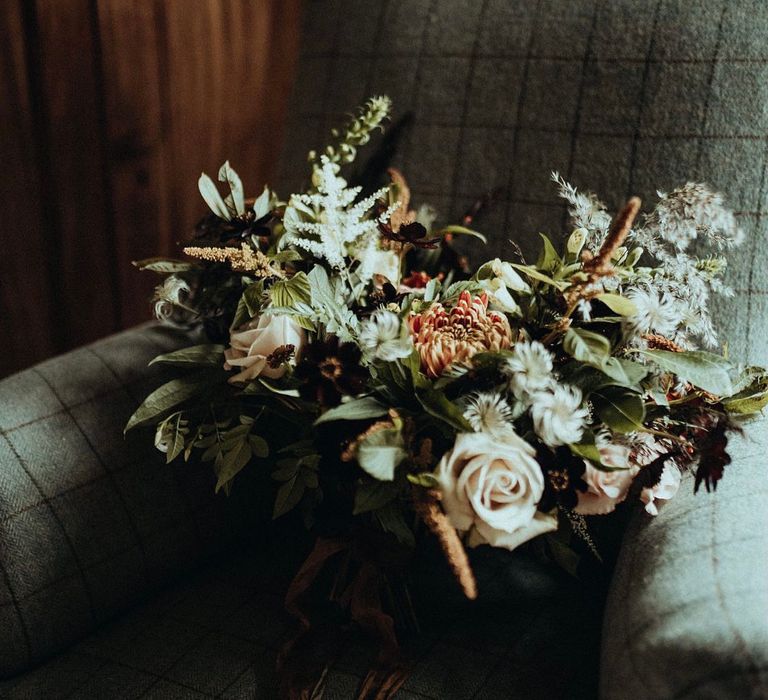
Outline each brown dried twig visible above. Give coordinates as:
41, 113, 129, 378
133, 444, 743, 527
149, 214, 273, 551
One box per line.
412, 489, 477, 600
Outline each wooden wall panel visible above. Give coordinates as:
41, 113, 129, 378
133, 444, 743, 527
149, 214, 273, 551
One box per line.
0, 1, 57, 377
0, 0, 301, 378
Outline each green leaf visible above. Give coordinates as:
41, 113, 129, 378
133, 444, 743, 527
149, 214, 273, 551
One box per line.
407, 472, 440, 488
250, 435, 269, 458
273, 474, 305, 518
218, 160, 245, 216
269, 271, 311, 308
510, 263, 567, 290
563, 328, 611, 367
416, 388, 472, 433
639, 349, 734, 396
125, 371, 219, 432
536, 233, 561, 272
353, 478, 400, 515
723, 369, 768, 414
356, 426, 407, 481
595, 293, 638, 316
198, 171, 230, 219
271, 250, 302, 264
315, 396, 389, 425
252, 185, 271, 219
165, 413, 186, 463
434, 225, 487, 243
214, 439, 251, 493
375, 502, 416, 547
133, 258, 198, 273
243, 280, 266, 318
149, 344, 224, 368
593, 389, 646, 433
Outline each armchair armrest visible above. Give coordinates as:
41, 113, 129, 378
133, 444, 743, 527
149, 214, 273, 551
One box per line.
0, 323, 237, 678
600, 416, 768, 698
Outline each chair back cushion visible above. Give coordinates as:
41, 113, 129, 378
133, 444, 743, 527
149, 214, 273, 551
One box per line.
278, 0, 768, 366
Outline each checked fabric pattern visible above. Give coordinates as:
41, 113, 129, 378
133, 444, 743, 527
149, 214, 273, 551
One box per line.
0, 323, 250, 679
278, 0, 768, 369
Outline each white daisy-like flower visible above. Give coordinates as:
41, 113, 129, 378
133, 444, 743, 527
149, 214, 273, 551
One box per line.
530, 384, 589, 447
358, 309, 412, 362
503, 340, 554, 401
463, 391, 515, 436
623, 286, 679, 338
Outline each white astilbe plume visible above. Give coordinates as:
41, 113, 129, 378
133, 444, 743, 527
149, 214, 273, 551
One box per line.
552, 172, 612, 252
280, 157, 397, 270
463, 392, 515, 437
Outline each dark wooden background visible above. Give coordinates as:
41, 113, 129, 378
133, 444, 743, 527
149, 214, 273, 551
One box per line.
0, 0, 300, 378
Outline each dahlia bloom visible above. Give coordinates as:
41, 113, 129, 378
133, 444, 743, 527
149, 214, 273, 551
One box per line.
409, 291, 513, 378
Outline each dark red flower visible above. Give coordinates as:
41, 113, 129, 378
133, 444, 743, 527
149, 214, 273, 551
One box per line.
295, 336, 368, 407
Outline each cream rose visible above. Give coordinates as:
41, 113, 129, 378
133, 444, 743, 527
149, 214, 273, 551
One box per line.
435, 431, 557, 551
640, 463, 681, 515
224, 314, 306, 384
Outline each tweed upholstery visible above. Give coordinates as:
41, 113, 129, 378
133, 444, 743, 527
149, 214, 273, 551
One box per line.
0, 323, 246, 679
278, 0, 768, 369
601, 415, 768, 699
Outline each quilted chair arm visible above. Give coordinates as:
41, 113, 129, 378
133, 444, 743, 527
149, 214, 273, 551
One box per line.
0, 323, 236, 678
600, 416, 768, 698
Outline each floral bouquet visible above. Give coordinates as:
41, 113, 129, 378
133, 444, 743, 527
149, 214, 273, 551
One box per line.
128, 96, 766, 689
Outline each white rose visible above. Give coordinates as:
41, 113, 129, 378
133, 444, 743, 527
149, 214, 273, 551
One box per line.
224, 314, 306, 384
435, 431, 557, 551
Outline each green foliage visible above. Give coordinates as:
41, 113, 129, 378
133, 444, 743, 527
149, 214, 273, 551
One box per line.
536, 233, 561, 273
723, 367, 768, 414
125, 370, 222, 432
353, 478, 400, 514
133, 258, 199, 273
592, 388, 646, 433
314, 396, 389, 424
594, 293, 637, 316
639, 349, 735, 396
272, 446, 320, 518
356, 424, 407, 481
149, 344, 224, 368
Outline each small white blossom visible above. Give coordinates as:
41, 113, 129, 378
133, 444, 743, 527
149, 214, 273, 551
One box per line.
503, 340, 554, 401
490, 258, 531, 293
153, 276, 191, 321
623, 286, 679, 338
530, 384, 588, 447
463, 392, 515, 436
358, 309, 412, 361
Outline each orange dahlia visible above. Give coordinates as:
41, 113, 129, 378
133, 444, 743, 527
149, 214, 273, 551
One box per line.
409, 291, 513, 378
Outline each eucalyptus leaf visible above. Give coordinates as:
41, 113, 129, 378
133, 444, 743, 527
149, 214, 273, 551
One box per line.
133, 258, 197, 273
125, 371, 219, 432
218, 160, 245, 216
149, 344, 224, 368
593, 389, 646, 433
537, 233, 560, 272
315, 396, 389, 424
563, 328, 611, 367
639, 349, 734, 396
198, 172, 230, 219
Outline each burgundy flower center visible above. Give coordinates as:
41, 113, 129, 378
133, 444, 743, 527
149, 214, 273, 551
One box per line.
549, 469, 570, 492
319, 357, 343, 381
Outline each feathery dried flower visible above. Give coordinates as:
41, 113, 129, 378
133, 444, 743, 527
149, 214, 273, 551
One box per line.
503, 340, 554, 402
463, 392, 515, 436
183, 243, 282, 276
530, 384, 588, 447
623, 286, 679, 339
358, 309, 413, 361
409, 291, 513, 378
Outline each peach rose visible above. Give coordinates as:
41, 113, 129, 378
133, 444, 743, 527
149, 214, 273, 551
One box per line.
435, 431, 557, 551
224, 314, 306, 384
575, 444, 635, 515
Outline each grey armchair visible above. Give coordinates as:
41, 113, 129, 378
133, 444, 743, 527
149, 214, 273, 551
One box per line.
2, 1, 767, 698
